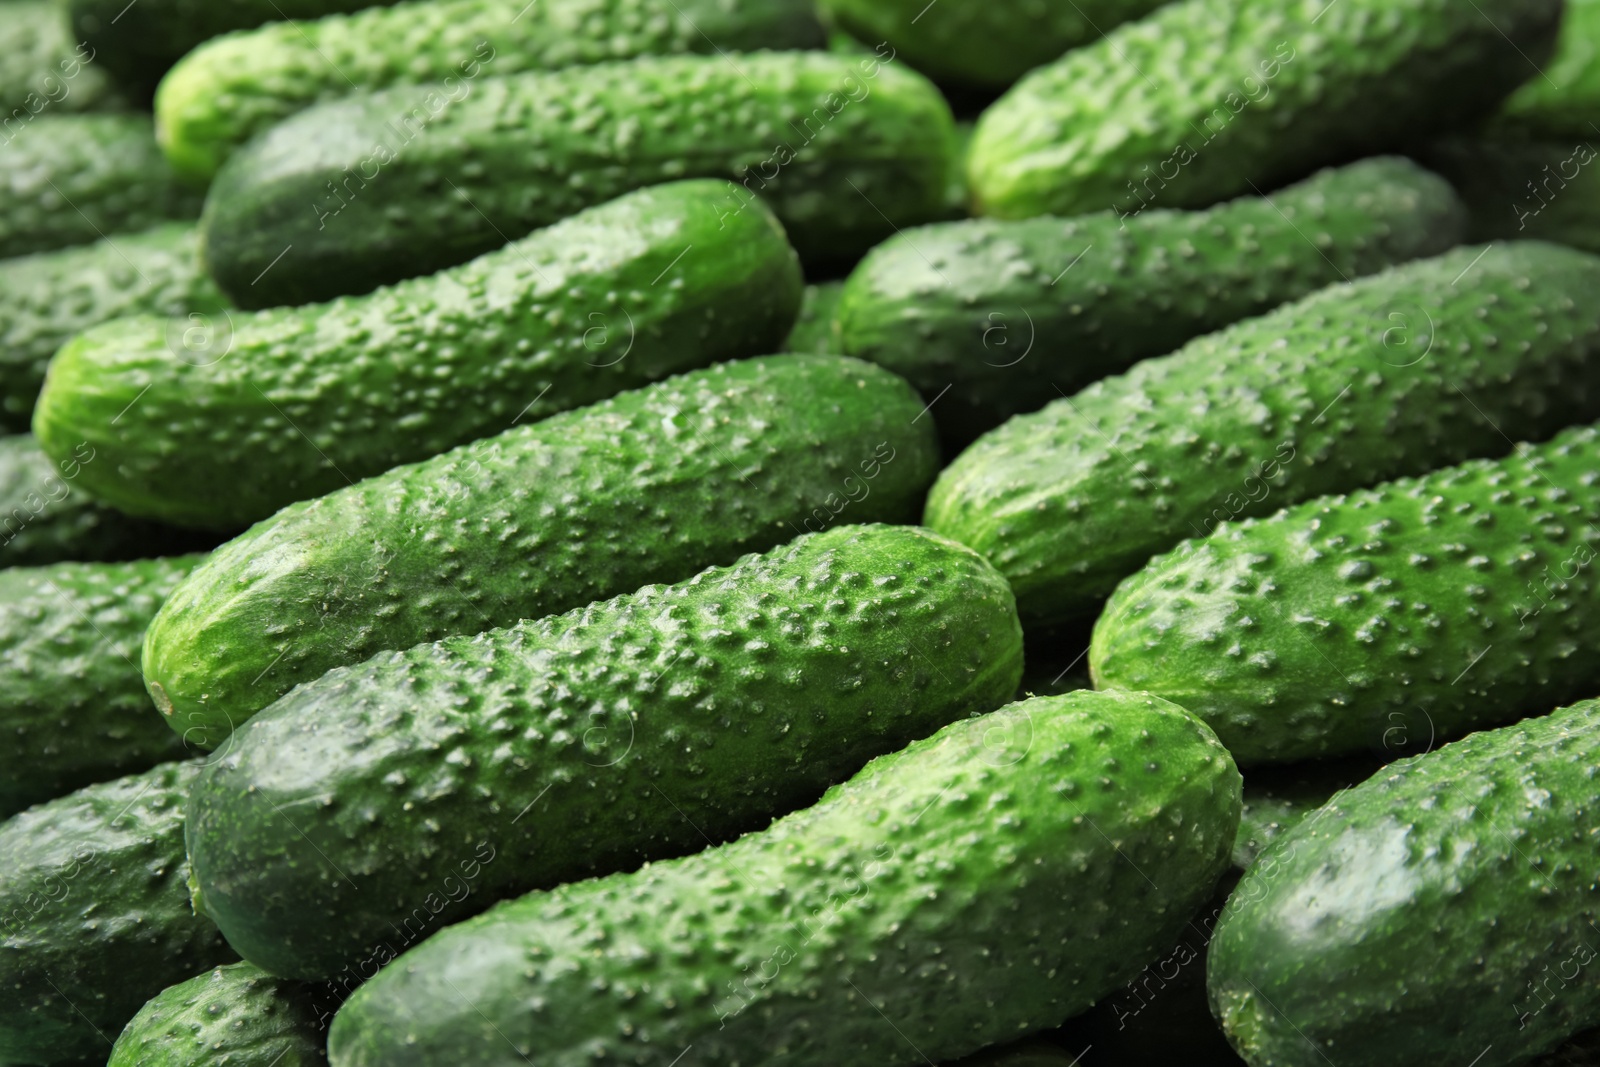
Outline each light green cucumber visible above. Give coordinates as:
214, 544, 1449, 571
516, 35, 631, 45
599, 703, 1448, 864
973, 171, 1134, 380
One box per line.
110, 963, 332, 1067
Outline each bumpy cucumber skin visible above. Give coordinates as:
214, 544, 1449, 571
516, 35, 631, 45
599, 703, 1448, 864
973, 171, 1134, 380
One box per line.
325, 689, 1240, 1066
156, 0, 826, 182
967, 0, 1560, 219
0, 223, 227, 432
0, 554, 202, 818
1210, 699, 1600, 1067
1092, 422, 1600, 765
0, 115, 202, 258
200, 51, 953, 304
142, 354, 939, 747
823, 0, 1164, 89
782, 281, 845, 352
837, 157, 1465, 447
0, 761, 237, 1066
1420, 138, 1600, 256
186, 524, 1024, 982
109, 963, 329, 1067
0, 1, 127, 116
0, 435, 217, 567
926, 242, 1600, 628
35, 180, 802, 530
1495, 0, 1600, 140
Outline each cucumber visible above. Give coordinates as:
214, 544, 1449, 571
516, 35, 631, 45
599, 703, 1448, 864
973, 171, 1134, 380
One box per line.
1420, 137, 1600, 256
782, 281, 844, 353
324, 690, 1240, 1065
1209, 698, 1600, 1067
186, 524, 1023, 982
34, 179, 802, 530
0, 761, 237, 1066
156, 0, 826, 182
199, 51, 953, 306
67, 0, 401, 99
926, 242, 1600, 629
0, 435, 218, 567
109, 963, 332, 1067
143, 354, 939, 748
1495, 0, 1600, 140
966, 0, 1560, 219
836, 157, 1465, 448
0, 223, 227, 432
822, 0, 1164, 90
0, 0, 127, 117
0, 114, 203, 258
1092, 421, 1600, 764
0, 554, 203, 819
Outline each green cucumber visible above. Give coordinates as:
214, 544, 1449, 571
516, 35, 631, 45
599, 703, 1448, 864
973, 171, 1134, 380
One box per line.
0, 0, 126, 117
109, 963, 331, 1067
1420, 137, 1600, 256
143, 354, 939, 748
0, 435, 217, 567
324, 689, 1240, 1065
34, 179, 802, 530
0, 761, 237, 1066
199, 50, 953, 306
1210, 698, 1600, 1067
966, 0, 1559, 219
0, 554, 203, 819
0, 223, 227, 432
1091, 421, 1600, 764
822, 0, 1165, 90
156, 0, 825, 182
186, 524, 1023, 982
1494, 0, 1600, 140
782, 281, 844, 353
926, 242, 1600, 629
836, 157, 1465, 448
0, 114, 202, 258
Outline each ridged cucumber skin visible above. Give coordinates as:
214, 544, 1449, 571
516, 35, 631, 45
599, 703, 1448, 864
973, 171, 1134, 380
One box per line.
837, 157, 1466, 448
186, 524, 1025, 982
0, 435, 218, 567
156, 0, 826, 182
142, 354, 939, 748
0, 761, 237, 1066
0, 115, 202, 258
1495, 0, 1600, 140
109, 963, 329, 1067
0, 223, 227, 433
1210, 699, 1600, 1067
0, 554, 203, 819
1092, 422, 1600, 765
199, 51, 953, 305
324, 689, 1240, 1066
822, 0, 1164, 89
782, 281, 844, 353
967, 0, 1560, 220
926, 242, 1600, 629
0, 1, 127, 116
34, 179, 802, 530
1420, 138, 1600, 256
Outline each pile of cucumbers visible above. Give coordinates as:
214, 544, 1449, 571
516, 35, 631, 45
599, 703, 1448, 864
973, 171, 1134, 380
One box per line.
6, 0, 1600, 1064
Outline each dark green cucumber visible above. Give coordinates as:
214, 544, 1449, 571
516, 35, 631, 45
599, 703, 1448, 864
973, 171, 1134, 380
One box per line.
0, 761, 237, 1066
0, 435, 218, 567
782, 281, 844, 353
926, 242, 1600, 629
187, 524, 1024, 982
1210, 698, 1600, 1067
142, 354, 939, 748
837, 157, 1465, 447
0, 0, 126, 117
109, 963, 331, 1067
967, 0, 1559, 219
0, 222, 227, 432
34, 179, 802, 529
67, 0, 401, 99
1092, 422, 1600, 765
1420, 137, 1600, 256
0, 554, 203, 819
324, 689, 1240, 1066
822, 0, 1164, 90
200, 50, 953, 305
0, 114, 202, 258
1494, 0, 1600, 140
156, 0, 825, 182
